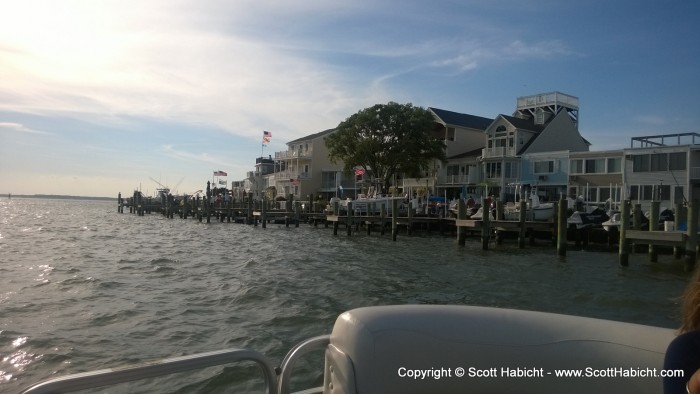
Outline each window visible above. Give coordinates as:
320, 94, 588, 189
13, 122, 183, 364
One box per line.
658, 185, 671, 200
486, 162, 502, 178
570, 159, 583, 174
642, 185, 653, 200
585, 159, 605, 174
632, 155, 650, 172
534, 160, 554, 174
321, 171, 337, 189
446, 165, 460, 176
629, 185, 638, 200
446, 127, 455, 141
675, 186, 685, 204
505, 162, 518, 178
607, 158, 622, 173
670, 152, 687, 170
650, 154, 668, 172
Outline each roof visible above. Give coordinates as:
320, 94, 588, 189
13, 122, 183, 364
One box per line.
429, 107, 493, 130
500, 115, 546, 133
287, 128, 336, 144
447, 147, 483, 160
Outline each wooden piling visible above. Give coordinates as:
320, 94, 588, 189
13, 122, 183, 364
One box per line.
407, 201, 414, 236
391, 199, 398, 241
675, 202, 686, 258
380, 206, 386, 235
481, 205, 490, 250
518, 199, 527, 248
648, 200, 659, 262
333, 201, 339, 236
619, 200, 630, 266
557, 197, 567, 257
295, 202, 301, 228
685, 199, 698, 272
632, 203, 643, 252
261, 199, 267, 228
457, 199, 466, 246
347, 202, 353, 236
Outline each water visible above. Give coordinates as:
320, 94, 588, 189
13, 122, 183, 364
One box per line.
0, 198, 692, 392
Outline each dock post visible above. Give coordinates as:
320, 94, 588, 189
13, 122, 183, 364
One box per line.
633, 203, 643, 252
246, 193, 253, 225
457, 199, 466, 246
118, 193, 122, 213
496, 200, 504, 221
481, 206, 490, 250
407, 201, 414, 236
675, 202, 686, 258
685, 199, 698, 272
347, 202, 353, 236
391, 199, 398, 241
295, 201, 301, 228
619, 200, 630, 266
262, 198, 267, 228
333, 201, 339, 236
380, 206, 387, 235
557, 197, 567, 257
518, 199, 527, 248
649, 200, 660, 262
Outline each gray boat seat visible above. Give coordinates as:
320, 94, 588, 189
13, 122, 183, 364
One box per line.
323, 305, 675, 394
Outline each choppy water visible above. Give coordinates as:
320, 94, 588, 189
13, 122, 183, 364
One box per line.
0, 198, 692, 392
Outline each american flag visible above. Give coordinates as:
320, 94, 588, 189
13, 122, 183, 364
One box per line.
354, 168, 365, 176
262, 130, 272, 144
214, 170, 227, 176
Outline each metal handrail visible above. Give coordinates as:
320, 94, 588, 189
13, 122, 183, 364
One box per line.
21, 348, 278, 394
278, 335, 330, 394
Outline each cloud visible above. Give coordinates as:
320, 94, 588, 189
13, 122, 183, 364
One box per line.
0, 122, 51, 135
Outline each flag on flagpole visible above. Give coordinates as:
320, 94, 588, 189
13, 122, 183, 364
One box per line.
354, 168, 365, 176
214, 170, 227, 176
262, 130, 272, 145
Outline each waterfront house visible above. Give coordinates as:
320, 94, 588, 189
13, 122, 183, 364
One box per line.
519, 150, 571, 202
481, 92, 589, 201
621, 133, 700, 212
268, 128, 351, 201
568, 149, 624, 206
402, 107, 493, 198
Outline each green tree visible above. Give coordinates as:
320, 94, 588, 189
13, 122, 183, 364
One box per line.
325, 102, 446, 193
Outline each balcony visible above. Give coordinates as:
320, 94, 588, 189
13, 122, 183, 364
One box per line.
275, 148, 313, 159
692, 167, 700, 179
273, 171, 313, 181
482, 147, 516, 158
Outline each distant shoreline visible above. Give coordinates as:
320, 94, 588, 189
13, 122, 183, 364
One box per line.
3, 194, 115, 201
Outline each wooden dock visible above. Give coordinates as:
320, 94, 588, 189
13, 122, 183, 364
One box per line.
118, 185, 700, 269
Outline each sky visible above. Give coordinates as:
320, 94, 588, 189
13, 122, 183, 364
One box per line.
1, 0, 699, 197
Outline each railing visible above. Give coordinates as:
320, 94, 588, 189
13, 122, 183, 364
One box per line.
517, 91, 579, 110
692, 167, 700, 179
275, 149, 313, 159
438, 174, 469, 185
482, 147, 516, 158
275, 171, 312, 181
21, 348, 278, 394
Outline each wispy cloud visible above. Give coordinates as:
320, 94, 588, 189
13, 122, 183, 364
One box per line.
0, 122, 51, 135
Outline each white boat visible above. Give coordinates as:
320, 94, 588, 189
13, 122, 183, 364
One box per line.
22, 305, 675, 394
503, 192, 555, 221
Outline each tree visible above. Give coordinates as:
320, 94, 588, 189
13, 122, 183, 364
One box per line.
325, 102, 446, 193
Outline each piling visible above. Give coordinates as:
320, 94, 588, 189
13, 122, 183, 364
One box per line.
295, 202, 301, 228
557, 197, 567, 256
457, 199, 466, 246
685, 199, 698, 272
380, 206, 387, 236
407, 202, 414, 236
632, 204, 643, 252
347, 202, 353, 236
391, 199, 398, 241
118, 193, 122, 213
619, 200, 630, 266
333, 201, 339, 236
648, 200, 659, 262
518, 199, 527, 248
261, 199, 267, 228
481, 206, 490, 250
675, 202, 686, 258
246, 193, 253, 225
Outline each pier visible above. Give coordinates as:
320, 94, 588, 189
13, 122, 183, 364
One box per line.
118, 185, 700, 269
